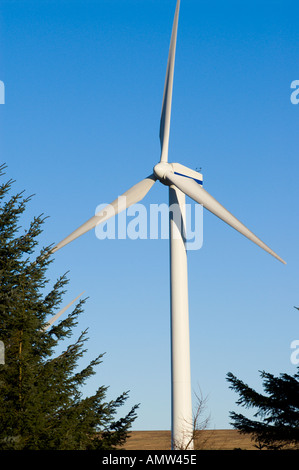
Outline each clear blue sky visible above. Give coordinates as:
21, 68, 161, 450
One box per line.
1, 0, 299, 431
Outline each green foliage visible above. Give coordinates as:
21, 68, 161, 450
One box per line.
227, 368, 299, 450
0, 165, 138, 449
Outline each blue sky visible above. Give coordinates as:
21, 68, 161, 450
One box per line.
1, 0, 299, 431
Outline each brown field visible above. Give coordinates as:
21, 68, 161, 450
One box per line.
122, 430, 257, 450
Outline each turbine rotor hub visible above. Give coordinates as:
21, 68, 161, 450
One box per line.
154, 162, 172, 182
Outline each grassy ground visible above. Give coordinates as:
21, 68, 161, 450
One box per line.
122, 430, 257, 450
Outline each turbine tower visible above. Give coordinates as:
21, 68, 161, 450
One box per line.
50, 0, 285, 449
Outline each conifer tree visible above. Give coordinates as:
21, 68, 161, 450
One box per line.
226, 368, 299, 449
0, 165, 138, 449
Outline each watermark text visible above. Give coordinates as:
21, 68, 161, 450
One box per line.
290, 80, 299, 105
94, 198, 203, 251
0, 81, 4, 104
0, 341, 4, 364
290, 340, 299, 365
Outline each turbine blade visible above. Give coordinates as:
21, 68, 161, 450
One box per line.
51, 174, 156, 253
43, 291, 85, 331
159, 0, 180, 163
165, 171, 286, 264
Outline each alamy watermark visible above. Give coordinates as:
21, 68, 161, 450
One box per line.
0, 82, 5, 353
290, 80, 299, 105
0, 341, 4, 365
290, 81, 299, 361
290, 340, 299, 365
94, 197, 203, 251
0, 81, 4, 104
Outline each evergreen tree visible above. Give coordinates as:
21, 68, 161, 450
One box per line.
226, 368, 299, 449
0, 165, 138, 450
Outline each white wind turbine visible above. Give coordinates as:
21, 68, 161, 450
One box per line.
43, 292, 84, 332
50, 0, 285, 449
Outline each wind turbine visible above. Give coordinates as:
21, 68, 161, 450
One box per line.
50, 0, 285, 449
43, 292, 84, 332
